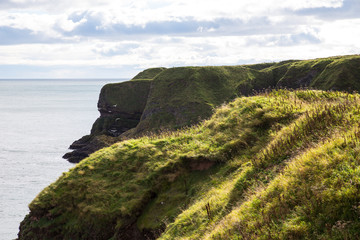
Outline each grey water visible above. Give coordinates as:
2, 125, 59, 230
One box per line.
0, 79, 125, 239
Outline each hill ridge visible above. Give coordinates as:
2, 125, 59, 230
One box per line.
63, 54, 360, 163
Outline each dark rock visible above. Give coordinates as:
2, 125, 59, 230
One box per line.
63, 80, 151, 163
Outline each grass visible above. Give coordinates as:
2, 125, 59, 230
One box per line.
134, 65, 275, 134
65, 54, 360, 163
19, 89, 360, 239
95, 54, 360, 138
131, 67, 167, 80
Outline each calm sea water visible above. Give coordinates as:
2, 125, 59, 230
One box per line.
0, 79, 125, 240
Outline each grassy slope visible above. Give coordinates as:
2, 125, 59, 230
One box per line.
131, 55, 360, 135
131, 67, 167, 80
64, 55, 360, 163
274, 55, 360, 90
133, 65, 273, 133
19, 89, 360, 239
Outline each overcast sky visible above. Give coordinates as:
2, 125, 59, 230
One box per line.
0, 0, 359, 78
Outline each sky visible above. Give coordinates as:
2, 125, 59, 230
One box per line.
0, 0, 359, 78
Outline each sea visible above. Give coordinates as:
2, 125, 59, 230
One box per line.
0, 79, 125, 240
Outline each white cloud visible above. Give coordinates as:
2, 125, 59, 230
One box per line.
0, 0, 359, 78
320, 18, 360, 46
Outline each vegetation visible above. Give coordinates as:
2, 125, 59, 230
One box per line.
95, 55, 360, 136
93, 80, 152, 135
131, 67, 167, 80
64, 54, 360, 163
19, 89, 360, 239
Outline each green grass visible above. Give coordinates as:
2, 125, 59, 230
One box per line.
133, 65, 275, 134
19, 89, 360, 239
99, 54, 360, 137
89, 80, 152, 136
99, 80, 151, 115
132, 67, 167, 80
272, 55, 360, 90
66, 55, 360, 164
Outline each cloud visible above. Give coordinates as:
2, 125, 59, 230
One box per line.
0, 0, 359, 78
93, 42, 140, 56
57, 11, 279, 39
61, 11, 106, 36
59, 12, 223, 38
295, 0, 360, 20
0, 0, 57, 10
247, 30, 322, 47
0, 0, 108, 12
0, 26, 57, 45
0, 1, 353, 43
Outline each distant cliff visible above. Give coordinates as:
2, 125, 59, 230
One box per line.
63, 55, 360, 162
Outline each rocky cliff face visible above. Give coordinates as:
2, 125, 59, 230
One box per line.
64, 55, 360, 163
63, 68, 168, 163
63, 79, 152, 163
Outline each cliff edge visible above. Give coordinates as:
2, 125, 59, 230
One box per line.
63, 68, 162, 162
64, 55, 360, 163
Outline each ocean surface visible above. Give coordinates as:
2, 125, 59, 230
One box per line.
0, 79, 125, 240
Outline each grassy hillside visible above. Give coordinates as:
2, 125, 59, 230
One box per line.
274, 55, 360, 90
133, 65, 271, 133
131, 67, 167, 80
19, 89, 360, 239
95, 54, 360, 137
64, 55, 360, 163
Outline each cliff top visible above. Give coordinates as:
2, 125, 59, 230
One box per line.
63, 54, 360, 163
131, 67, 167, 80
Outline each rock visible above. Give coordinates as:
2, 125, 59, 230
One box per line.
63, 79, 152, 163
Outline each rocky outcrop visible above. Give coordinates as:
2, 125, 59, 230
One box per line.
63, 67, 167, 163
63, 80, 152, 163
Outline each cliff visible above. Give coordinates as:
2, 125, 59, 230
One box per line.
64, 55, 360, 163
19, 89, 360, 239
63, 69, 159, 163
